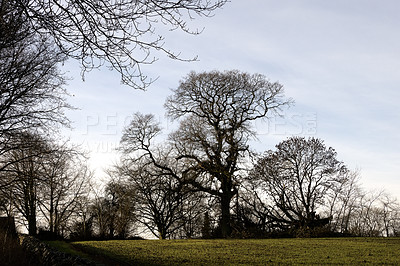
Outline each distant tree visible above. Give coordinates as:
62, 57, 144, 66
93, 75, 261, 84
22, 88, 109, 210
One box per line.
90, 195, 110, 239
8, 0, 227, 89
250, 137, 347, 232
201, 212, 212, 239
176, 191, 209, 239
69, 210, 94, 241
102, 179, 136, 239
0, 132, 92, 237
312, 168, 400, 237
69, 195, 94, 240
2, 133, 49, 235
343, 190, 400, 237
348, 190, 384, 237
37, 146, 92, 239
323, 170, 362, 234
118, 157, 188, 240
379, 193, 400, 237
121, 70, 291, 238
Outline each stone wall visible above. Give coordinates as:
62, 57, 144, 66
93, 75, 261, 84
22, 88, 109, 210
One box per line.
19, 235, 95, 266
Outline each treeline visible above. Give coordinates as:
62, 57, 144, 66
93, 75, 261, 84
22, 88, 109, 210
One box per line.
1, 70, 399, 241
92, 137, 399, 240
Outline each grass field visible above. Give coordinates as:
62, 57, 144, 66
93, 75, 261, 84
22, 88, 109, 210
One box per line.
70, 238, 400, 265
44, 240, 93, 260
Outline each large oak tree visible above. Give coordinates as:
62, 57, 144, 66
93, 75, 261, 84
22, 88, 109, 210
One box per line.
121, 70, 291, 237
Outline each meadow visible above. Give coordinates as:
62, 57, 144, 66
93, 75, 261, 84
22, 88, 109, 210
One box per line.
69, 238, 400, 265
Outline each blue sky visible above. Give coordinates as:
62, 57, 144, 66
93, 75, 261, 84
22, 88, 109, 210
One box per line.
64, 0, 400, 198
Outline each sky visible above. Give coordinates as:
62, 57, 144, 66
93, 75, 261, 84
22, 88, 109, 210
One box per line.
63, 0, 400, 199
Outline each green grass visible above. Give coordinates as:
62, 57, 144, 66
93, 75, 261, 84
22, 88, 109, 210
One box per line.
44, 240, 93, 260
71, 238, 400, 265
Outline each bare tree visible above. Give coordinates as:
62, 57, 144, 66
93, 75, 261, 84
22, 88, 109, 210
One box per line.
343, 190, 400, 237
68, 195, 94, 240
100, 179, 136, 239
0, 2, 70, 179
90, 194, 110, 239
323, 170, 362, 234
318, 170, 400, 237
2, 132, 50, 235
37, 145, 92, 238
0, 4, 69, 138
348, 190, 384, 236
379, 193, 400, 237
10, 0, 228, 89
121, 70, 291, 237
250, 137, 347, 232
0, 0, 30, 50
0, 132, 92, 237
118, 156, 188, 240
174, 191, 209, 239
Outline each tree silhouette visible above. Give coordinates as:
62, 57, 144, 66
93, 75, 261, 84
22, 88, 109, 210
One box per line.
121, 70, 291, 237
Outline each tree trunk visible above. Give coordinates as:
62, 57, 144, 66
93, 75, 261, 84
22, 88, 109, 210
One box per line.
28, 214, 37, 236
220, 195, 232, 238
49, 200, 54, 234
157, 220, 167, 240
27, 177, 37, 236
158, 227, 166, 240
49, 183, 55, 234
